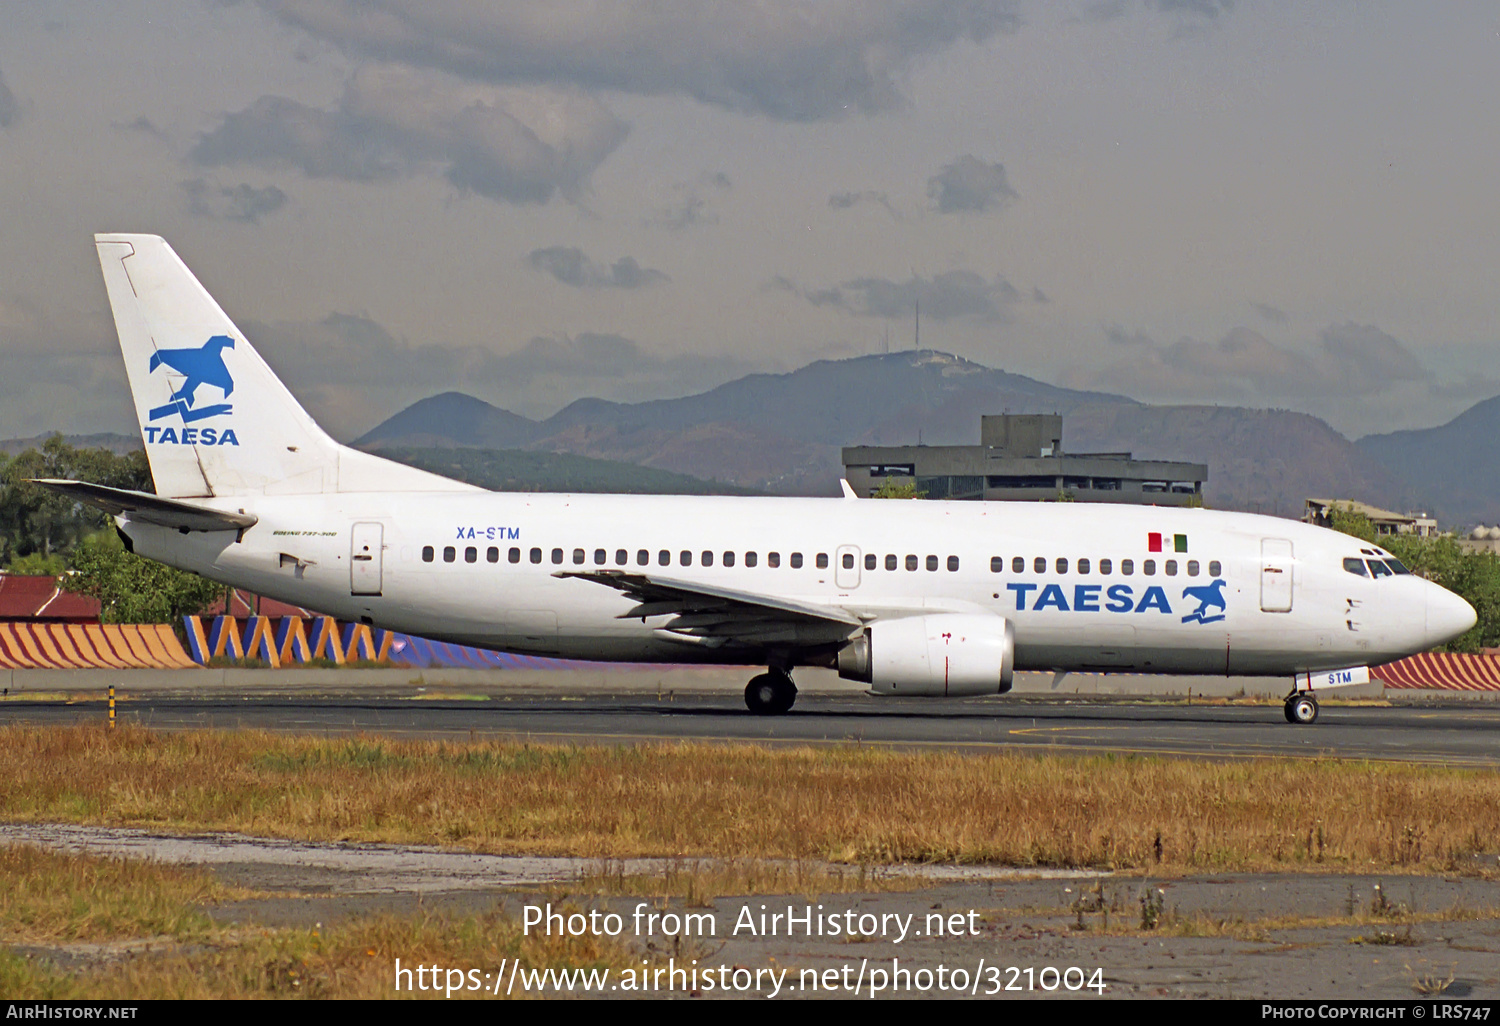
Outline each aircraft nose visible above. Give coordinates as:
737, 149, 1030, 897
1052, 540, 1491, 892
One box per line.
1426, 582, 1477, 646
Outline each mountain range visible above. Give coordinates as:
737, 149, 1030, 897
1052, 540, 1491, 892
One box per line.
9, 351, 1497, 527
359, 350, 1496, 524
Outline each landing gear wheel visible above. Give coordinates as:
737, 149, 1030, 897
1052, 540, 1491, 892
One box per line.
745, 670, 797, 715
1285, 693, 1319, 725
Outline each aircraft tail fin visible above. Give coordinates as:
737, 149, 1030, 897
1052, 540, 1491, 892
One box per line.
94, 234, 477, 499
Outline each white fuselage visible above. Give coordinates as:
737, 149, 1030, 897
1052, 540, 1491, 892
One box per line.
123, 492, 1467, 676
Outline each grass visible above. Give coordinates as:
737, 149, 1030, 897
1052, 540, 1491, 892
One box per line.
2, 725, 1499, 872
0, 846, 637, 1000
0, 845, 237, 944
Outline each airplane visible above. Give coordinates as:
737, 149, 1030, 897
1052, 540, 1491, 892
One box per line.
36, 234, 1477, 726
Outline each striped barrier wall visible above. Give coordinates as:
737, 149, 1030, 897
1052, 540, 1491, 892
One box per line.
1373, 653, 1500, 691
0, 623, 198, 670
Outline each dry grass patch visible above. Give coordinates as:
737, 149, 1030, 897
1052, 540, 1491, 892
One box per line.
2, 725, 1499, 872
0, 845, 240, 944
3, 909, 636, 1000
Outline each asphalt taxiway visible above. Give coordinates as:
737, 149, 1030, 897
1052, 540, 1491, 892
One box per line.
4, 687, 1497, 765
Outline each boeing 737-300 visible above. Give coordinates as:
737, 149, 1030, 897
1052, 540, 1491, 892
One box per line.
35, 235, 1478, 725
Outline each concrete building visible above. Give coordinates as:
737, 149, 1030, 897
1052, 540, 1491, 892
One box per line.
842, 414, 1207, 505
1303, 499, 1439, 538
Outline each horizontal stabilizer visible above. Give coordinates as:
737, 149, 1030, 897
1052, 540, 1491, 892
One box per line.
30, 479, 257, 533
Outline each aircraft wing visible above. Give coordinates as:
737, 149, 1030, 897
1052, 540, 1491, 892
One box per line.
555, 570, 863, 648
30, 479, 258, 533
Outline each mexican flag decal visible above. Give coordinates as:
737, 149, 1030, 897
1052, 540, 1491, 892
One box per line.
1149, 532, 1187, 553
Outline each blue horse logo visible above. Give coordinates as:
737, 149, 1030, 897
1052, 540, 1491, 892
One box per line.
147, 335, 235, 422
1181, 579, 1228, 625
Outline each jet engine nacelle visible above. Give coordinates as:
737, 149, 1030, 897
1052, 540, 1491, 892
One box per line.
837, 614, 1015, 696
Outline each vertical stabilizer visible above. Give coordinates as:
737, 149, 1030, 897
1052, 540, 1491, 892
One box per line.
95, 234, 476, 498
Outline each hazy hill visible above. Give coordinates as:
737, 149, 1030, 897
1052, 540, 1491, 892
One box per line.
357, 350, 1413, 516
1356, 393, 1500, 527
0, 432, 142, 457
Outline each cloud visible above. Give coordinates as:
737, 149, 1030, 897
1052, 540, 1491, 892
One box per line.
648, 172, 731, 230
1064, 323, 1434, 402
257, 1, 1023, 122
192, 64, 628, 204
828, 190, 899, 218
927, 154, 1016, 213
0, 67, 19, 128
772, 270, 1024, 321
181, 178, 289, 224
526, 246, 669, 289
1149, 0, 1234, 19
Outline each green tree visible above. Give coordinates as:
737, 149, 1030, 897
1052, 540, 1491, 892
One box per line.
62, 531, 221, 624
0, 438, 152, 566
870, 478, 926, 499
6, 552, 67, 576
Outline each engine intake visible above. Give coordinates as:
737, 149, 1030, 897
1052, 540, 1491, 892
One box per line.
838, 614, 1014, 696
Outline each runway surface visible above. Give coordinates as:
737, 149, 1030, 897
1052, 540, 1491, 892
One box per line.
4, 691, 1497, 765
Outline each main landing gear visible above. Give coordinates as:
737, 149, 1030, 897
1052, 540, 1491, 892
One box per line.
1284, 690, 1319, 725
745, 668, 797, 715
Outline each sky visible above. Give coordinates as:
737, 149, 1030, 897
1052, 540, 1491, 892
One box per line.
1, 1, 1498, 442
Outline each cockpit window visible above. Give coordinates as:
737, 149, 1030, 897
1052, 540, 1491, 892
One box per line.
1367, 559, 1393, 579
1385, 558, 1411, 574
1343, 558, 1369, 577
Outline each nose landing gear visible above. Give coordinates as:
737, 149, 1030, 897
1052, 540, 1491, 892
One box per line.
745, 668, 797, 715
1284, 691, 1319, 724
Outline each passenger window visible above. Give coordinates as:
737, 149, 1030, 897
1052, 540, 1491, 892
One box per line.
1165, 560, 1177, 576
1099, 558, 1112, 575
905, 554, 918, 571
487, 546, 499, 563
1187, 560, 1199, 577
724, 551, 736, 567
768, 552, 780, 568
1078, 558, 1090, 575
530, 547, 542, 564
701, 550, 714, 567
550, 548, 563, 565
572, 548, 585, 565
422, 546, 434, 562
925, 555, 938, 571
616, 549, 628, 565
745, 552, 758, 568
1033, 557, 1046, 573
990, 556, 1003, 573
790, 553, 803, 568
443, 546, 456, 563
887, 554, 899, 571
1121, 559, 1134, 575
842, 553, 854, 570
1343, 557, 1368, 577
816, 553, 829, 569
865, 553, 877, 571
659, 550, 671, 566
509, 547, 521, 564
1209, 560, 1222, 576
465, 546, 477, 563
1013, 556, 1024, 573
947, 555, 959, 572
1368, 559, 1393, 579
637, 549, 649, 566
1056, 557, 1068, 574
680, 550, 692, 566
1143, 559, 1156, 576
594, 548, 606, 565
